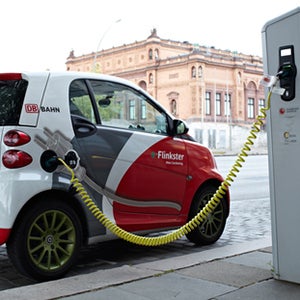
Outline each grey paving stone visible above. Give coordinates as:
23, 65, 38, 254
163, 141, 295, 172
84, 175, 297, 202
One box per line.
107, 273, 235, 300
216, 278, 300, 300
177, 260, 272, 288
224, 250, 273, 270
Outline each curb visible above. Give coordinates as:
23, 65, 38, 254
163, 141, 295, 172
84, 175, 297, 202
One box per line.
0, 237, 271, 300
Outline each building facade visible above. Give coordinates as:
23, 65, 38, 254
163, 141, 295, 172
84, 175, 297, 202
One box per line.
66, 29, 266, 151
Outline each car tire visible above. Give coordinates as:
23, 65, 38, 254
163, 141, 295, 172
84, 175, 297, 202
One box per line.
6, 197, 82, 281
186, 185, 227, 245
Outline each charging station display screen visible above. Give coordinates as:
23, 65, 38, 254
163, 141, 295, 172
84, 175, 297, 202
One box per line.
281, 48, 292, 57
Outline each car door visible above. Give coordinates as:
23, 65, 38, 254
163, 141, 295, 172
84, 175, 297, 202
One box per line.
69, 78, 188, 230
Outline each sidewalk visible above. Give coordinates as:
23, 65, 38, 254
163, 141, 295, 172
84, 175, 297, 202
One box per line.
1, 236, 300, 300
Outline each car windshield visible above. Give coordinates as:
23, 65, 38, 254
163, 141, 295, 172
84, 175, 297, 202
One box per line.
0, 79, 28, 126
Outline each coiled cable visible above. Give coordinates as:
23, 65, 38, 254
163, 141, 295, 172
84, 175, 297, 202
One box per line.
59, 84, 274, 246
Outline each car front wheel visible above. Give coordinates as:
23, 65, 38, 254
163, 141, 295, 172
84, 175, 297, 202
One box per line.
7, 197, 82, 281
186, 185, 228, 245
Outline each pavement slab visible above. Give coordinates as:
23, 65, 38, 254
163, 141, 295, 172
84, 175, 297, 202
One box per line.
178, 260, 272, 288
216, 279, 300, 300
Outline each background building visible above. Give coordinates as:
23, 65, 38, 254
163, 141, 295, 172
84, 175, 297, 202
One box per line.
66, 29, 266, 152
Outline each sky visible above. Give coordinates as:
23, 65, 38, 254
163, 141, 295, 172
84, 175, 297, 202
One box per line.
0, 0, 299, 72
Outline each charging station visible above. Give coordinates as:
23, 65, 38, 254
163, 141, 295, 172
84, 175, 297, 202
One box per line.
262, 7, 300, 283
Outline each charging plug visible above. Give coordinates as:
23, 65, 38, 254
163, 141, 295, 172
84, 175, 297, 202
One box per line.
278, 64, 295, 79
278, 64, 297, 101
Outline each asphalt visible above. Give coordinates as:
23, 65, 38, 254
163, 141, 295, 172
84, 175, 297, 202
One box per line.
1, 236, 300, 300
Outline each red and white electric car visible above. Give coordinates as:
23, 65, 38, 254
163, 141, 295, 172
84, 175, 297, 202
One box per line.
0, 72, 229, 281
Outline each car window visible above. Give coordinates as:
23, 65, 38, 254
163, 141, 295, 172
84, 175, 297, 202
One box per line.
89, 80, 168, 134
69, 80, 96, 123
0, 78, 28, 126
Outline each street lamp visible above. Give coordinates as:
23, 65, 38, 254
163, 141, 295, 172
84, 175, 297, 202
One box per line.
92, 19, 122, 72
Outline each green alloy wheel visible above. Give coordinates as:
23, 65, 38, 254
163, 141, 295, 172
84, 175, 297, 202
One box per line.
186, 185, 228, 245
7, 198, 82, 281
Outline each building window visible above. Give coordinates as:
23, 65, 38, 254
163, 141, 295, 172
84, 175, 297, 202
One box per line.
225, 93, 231, 116
258, 98, 265, 115
208, 129, 216, 149
216, 93, 221, 116
205, 92, 211, 115
170, 99, 177, 116
154, 48, 159, 60
129, 99, 136, 120
139, 80, 147, 91
191, 66, 196, 78
247, 98, 255, 118
148, 49, 153, 60
195, 129, 203, 144
198, 66, 203, 78
149, 73, 153, 84
141, 99, 146, 119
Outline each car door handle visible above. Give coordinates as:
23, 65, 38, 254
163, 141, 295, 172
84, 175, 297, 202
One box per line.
71, 115, 97, 138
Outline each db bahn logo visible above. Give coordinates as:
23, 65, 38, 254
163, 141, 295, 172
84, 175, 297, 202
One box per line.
25, 104, 39, 113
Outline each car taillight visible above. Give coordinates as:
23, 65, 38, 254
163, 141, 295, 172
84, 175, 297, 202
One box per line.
4, 130, 31, 146
2, 150, 33, 169
0, 73, 22, 80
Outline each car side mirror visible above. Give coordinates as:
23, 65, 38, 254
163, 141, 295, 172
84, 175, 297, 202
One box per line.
173, 119, 189, 135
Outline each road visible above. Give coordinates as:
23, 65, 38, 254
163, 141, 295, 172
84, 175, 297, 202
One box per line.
0, 154, 271, 290
215, 154, 271, 242
216, 154, 269, 201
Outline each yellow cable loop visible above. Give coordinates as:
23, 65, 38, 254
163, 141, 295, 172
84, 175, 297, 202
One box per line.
58, 88, 273, 247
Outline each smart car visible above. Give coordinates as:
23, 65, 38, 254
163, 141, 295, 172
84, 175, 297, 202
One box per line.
0, 72, 229, 281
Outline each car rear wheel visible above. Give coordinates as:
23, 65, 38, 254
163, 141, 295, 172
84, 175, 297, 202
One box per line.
186, 185, 227, 245
7, 198, 82, 281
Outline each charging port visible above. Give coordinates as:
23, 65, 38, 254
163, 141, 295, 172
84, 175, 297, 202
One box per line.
40, 150, 59, 172
64, 150, 79, 169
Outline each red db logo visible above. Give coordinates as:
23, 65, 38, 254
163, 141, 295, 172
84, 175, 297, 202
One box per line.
25, 104, 39, 113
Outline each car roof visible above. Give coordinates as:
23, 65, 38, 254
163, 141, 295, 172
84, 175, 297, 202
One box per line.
21, 71, 141, 91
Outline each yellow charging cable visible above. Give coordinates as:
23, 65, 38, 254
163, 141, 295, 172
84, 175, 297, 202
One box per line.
58, 86, 273, 247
